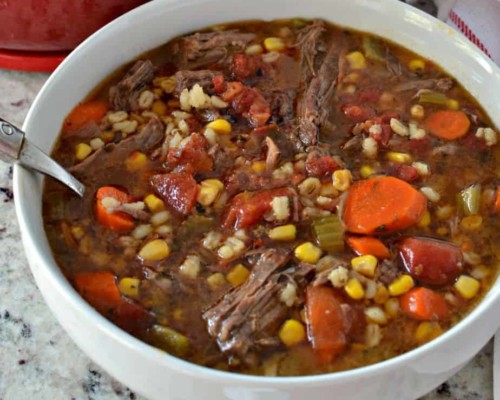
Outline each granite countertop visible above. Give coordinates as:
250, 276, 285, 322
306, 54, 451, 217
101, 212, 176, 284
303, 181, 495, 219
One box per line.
0, 69, 494, 400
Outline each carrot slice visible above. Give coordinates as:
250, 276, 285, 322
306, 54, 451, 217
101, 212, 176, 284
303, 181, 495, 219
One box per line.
95, 186, 134, 231
400, 287, 449, 321
425, 110, 470, 140
494, 187, 500, 213
346, 236, 391, 259
343, 176, 427, 235
306, 285, 348, 364
64, 100, 109, 133
74, 271, 122, 312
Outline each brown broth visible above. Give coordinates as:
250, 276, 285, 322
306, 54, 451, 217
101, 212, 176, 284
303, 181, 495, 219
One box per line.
43, 18, 499, 376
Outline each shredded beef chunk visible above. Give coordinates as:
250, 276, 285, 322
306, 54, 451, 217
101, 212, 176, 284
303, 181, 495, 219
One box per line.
175, 30, 256, 69
64, 121, 101, 139
297, 23, 341, 146
70, 117, 164, 181
109, 60, 155, 112
393, 77, 454, 93
175, 69, 222, 95
203, 249, 313, 366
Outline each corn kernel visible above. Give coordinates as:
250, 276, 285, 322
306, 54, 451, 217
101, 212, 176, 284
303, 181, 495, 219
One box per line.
374, 285, 390, 304
332, 169, 352, 191
101, 130, 115, 143
263, 37, 285, 52
119, 277, 140, 298
346, 51, 367, 70
139, 239, 170, 261
360, 165, 375, 178
344, 72, 360, 83
345, 278, 365, 300
386, 151, 412, 164
152, 100, 167, 116
251, 160, 266, 173
226, 264, 250, 286
207, 272, 227, 289
417, 210, 431, 228
75, 143, 92, 160
460, 215, 483, 231
269, 224, 297, 241
351, 255, 378, 278
144, 194, 164, 213
71, 225, 85, 240
384, 298, 400, 318
278, 319, 306, 347
415, 321, 443, 344
454, 275, 480, 299
197, 179, 224, 206
294, 242, 322, 263
408, 59, 426, 72
410, 104, 425, 120
447, 99, 459, 110
206, 118, 231, 134
388, 275, 414, 296
125, 151, 148, 171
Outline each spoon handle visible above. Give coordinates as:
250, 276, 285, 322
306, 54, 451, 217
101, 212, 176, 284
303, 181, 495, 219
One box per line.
0, 118, 85, 197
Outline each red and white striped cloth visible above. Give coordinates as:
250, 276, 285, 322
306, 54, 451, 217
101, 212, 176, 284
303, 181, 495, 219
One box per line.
435, 0, 500, 64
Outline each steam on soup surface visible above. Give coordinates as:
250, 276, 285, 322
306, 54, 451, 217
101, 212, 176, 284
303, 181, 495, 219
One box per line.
43, 19, 500, 376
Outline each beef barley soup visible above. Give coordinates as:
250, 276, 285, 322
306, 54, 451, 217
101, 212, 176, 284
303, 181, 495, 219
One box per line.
42, 19, 500, 376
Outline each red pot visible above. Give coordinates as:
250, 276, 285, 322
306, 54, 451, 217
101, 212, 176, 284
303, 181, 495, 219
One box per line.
0, 0, 149, 71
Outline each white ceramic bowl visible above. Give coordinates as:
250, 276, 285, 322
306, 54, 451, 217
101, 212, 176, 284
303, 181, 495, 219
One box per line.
14, 0, 500, 399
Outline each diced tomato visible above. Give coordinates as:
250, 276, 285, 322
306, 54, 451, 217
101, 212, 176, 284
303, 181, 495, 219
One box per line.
223, 188, 291, 229
342, 104, 376, 122
222, 81, 245, 102
247, 93, 271, 127
167, 133, 213, 173
231, 54, 262, 80
220, 81, 271, 127
151, 172, 199, 214
394, 164, 420, 183
376, 111, 401, 125
306, 155, 340, 177
369, 124, 392, 147
232, 87, 257, 113
356, 88, 381, 104
398, 237, 463, 285
212, 75, 226, 94
459, 132, 488, 152
113, 300, 155, 337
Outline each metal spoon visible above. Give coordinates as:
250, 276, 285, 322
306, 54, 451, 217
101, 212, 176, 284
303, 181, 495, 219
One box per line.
0, 118, 85, 197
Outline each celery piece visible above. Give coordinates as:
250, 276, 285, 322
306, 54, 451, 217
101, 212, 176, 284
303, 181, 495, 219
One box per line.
362, 36, 385, 62
312, 214, 345, 252
457, 184, 481, 216
418, 91, 449, 105
150, 325, 190, 357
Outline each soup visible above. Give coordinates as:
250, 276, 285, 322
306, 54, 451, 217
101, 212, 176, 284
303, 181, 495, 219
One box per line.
42, 19, 499, 376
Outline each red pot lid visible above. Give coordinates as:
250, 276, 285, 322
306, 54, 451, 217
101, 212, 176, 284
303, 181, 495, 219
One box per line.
0, 50, 67, 72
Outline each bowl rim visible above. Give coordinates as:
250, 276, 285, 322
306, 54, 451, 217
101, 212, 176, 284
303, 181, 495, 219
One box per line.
14, 0, 500, 387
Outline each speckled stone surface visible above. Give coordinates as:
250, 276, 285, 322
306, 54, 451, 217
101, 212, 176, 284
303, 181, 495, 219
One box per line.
0, 69, 494, 400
